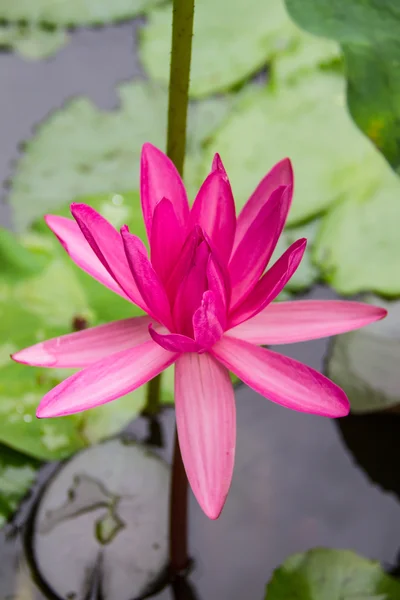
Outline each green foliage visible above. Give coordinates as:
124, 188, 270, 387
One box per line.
266, 548, 400, 599
0, 444, 39, 528
285, 0, 400, 173
0, 24, 67, 59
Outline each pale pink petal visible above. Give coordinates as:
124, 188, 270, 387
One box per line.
189, 169, 236, 264
193, 291, 224, 350
12, 316, 153, 368
37, 340, 178, 418
71, 204, 146, 310
228, 300, 388, 345
141, 143, 189, 241
211, 336, 349, 417
45, 215, 129, 301
149, 325, 199, 352
121, 226, 173, 329
151, 198, 185, 285
229, 238, 306, 327
233, 158, 293, 253
175, 352, 236, 519
229, 185, 292, 310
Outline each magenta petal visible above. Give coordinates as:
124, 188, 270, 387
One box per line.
149, 325, 199, 352
36, 340, 178, 418
233, 158, 293, 253
229, 238, 307, 326
166, 225, 204, 301
141, 143, 189, 242
207, 255, 228, 328
193, 291, 224, 350
229, 185, 293, 310
189, 169, 236, 264
121, 226, 173, 329
211, 336, 349, 417
175, 352, 236, 519
229, 300, 388, 345
71, 204, 146, 310
151, 198, 185, 285
12, 316, 152, 368
45, 215, 129, 301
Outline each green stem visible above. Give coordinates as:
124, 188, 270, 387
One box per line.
144, 371, 162, 416
166, 0, 195, 577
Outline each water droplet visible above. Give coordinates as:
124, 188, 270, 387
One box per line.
112, 194, 124, 206
24, 414, 33, 423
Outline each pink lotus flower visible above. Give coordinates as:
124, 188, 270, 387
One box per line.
12, 144, 386, 519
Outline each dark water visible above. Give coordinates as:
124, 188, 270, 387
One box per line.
2, 21, 400, 600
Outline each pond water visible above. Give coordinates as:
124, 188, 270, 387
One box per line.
1, 21, 400, 600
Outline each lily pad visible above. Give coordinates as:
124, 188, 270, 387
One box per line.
32, 439, 170, 599
314, 167, 400, 295
9, 81, 231, 232
0, 0, 162, 26
0, 24, 68, 59
201, 72, 387, 225
285, 0, 400, 173
140, 0, 295, 99
326, 297, 400, 414
0, 444, 39, 528
265, 548, 400, 599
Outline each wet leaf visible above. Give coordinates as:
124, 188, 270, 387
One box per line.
201, 72, 386, 225
285, 0, 400, 173
33, 439, 170, 599
314, 168, 400, 295
265, 548, 400, 599
327, 297, 400, 414
0, 444, 39, 528
140, 0, 295, 98
0, 0, 162, 26
9, 81, 230, 232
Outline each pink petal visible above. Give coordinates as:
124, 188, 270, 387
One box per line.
151, 198, 185, 285
189, 168, 236, 264
173, 240, 209, 336
71, 204, 146, 310
229, 238, 307, 327
37, 340, 178, 418
149, 325, 199, 352
233, 158, 293, 253
121, 226, 173, 329
211, 336, 349, 417
193, 291, 224, 350
207, 255, 228, 329
12, 316, 153, 368
229, 185, 293, 310
175, 352, 236, 519
166, 225, 204, 301
45, 215, 129, 301
228, 300, 388, 345
140, 143, 189, 242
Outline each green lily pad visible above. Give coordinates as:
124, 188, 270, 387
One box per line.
0, 444, 39, 528
285, 0, 400, 173
9, 81, 231, 232
326, 297, 400, 414
0, 24, 68, 59
201, 72, 386, 225
314, 167, 400, 295
265, 548, 400, 599
140, 0, 296, 99
0, 0, 162, 26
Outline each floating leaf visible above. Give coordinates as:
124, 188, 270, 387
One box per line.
327, 297, 400, 414
285, 0, 400, 172
140, 0, 296, 99
33, 439, 170, 599
0, 0, 162, 26
265, 548, 400, 599
0, 24, 68, 59
314, 168, 400, 295
9, 81, 231, 231
0, 444, 39, 528
201, 72, 387, 225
